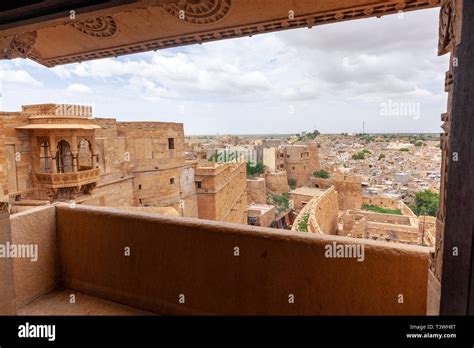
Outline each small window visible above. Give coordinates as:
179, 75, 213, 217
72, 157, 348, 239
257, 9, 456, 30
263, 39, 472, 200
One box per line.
286, 154, 290, 158
195, 181, 202, 189
170, 178, 175, 185
168, 138, 175, 150
138, 184, 142, 190
292, 166, 295, 170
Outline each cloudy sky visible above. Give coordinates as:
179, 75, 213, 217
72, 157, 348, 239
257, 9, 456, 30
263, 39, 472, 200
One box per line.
0, 8, 448, 135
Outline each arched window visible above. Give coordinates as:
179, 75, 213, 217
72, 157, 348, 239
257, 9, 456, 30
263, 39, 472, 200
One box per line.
56, 140, 73, 173
77, 139, 93, 171
39, 141, 50, 173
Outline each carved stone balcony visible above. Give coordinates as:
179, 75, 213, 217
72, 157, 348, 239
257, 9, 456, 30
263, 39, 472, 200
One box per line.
33, 168, 100, 189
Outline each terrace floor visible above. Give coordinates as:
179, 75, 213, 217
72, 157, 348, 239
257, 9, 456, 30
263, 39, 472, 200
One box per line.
18, 289, 156, 316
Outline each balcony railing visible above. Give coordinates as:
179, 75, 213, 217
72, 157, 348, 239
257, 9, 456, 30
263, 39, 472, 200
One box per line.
33, 168, 100, 189
6, 204, 431, 315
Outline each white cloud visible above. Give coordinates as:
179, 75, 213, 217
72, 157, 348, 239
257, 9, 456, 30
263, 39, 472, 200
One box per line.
0, 68, 43, 86
67, 83, 92, 94
51, 65, 72, 79
0, 8, 449, 134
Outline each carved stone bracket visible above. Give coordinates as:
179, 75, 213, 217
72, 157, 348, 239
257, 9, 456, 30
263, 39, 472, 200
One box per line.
0, 32, 37, 60
438, 0, 455, 55
0, 201, 9, 214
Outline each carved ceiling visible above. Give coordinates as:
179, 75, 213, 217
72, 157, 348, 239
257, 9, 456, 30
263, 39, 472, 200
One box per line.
0, 0, 440, 67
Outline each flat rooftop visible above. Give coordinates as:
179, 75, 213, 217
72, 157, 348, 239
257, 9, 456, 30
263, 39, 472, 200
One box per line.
289, 187, 327, 197
248, 204, 275, 214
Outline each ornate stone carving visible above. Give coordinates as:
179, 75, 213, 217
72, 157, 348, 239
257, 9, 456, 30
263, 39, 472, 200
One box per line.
438, 0, 455, 55
0, 201, 9, 214
1, 32, 37, 59
163, 0, 233, 25
41, 0, 440, 67
69, 16, 118, 38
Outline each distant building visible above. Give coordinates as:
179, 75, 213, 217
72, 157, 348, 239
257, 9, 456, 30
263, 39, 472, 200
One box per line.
265, 144, 320, 187
194, 160, 248, 224
394, 172, 410, 185
0, 103, 199, 217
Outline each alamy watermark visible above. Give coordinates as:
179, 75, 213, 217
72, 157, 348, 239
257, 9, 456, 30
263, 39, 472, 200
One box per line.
210, 149, 258, 166
0, 242, 38, 262
380, 99, 420, 120
324, 241, 365, 262
18, 322, 55, 341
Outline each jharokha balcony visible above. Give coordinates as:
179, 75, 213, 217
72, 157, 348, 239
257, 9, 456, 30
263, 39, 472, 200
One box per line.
33, 168, 100, 190
1, 204, 430, 316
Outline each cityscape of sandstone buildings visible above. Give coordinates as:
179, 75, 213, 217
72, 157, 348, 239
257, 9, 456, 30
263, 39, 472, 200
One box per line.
0, 103, 438, 247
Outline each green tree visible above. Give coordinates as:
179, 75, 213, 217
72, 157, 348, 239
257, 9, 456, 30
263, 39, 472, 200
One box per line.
246, 161, 265, 176
409, 190, 439, 216
272, 193, 290, 214
352, 152, 366, 160
288, 178, 297, 190
313, 169, 330, 179
296, 213, 309, 232
378, 153, 385, 160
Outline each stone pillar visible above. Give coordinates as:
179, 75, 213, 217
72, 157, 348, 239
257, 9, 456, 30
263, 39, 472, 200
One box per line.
439, 0, 474, 315
71, 136, 78, 172
49, 135, 58, 173
0, 201, 17, 314
427, 0, 461, 316
72, 152, 78, 172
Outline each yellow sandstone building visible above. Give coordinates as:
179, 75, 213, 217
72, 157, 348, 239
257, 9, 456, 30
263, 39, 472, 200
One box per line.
0, 103, 246, 223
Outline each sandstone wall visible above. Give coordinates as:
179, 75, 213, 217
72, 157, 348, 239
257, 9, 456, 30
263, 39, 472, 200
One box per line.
79, 177, 134, 207
311, 173, 362, 211
247, 178, 266, 204
292, 187, 339, 235
0, 121, 6, 196
265, 171, 288, 195
282, 145, 320, 187
195, 162, 247, 224
308, 143, 320, 174
0, 113, 33, 197
362, 196, 400, 210
308, 187, 339, 235
342, 210, 421, 245
248, 205, 275, 228
289, 191, 314, 212
10, 205, 59, 309
56, 203, 430, 315
93, 119, 198, 218
0, 201, 16, 314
